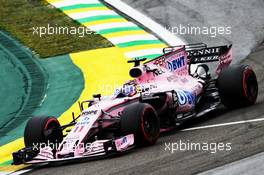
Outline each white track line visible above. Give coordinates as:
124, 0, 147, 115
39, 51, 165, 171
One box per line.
0, 169, 32, 175
10, 169, 32, 175
182, 117, 264, 131
68, 10, 117, 19
52, 0, 100, 8
198, 151, 264, 175
88, 21, 136, 31
103, 0, 185, 46
0, 172, 9, 175
109, 34, 158, 44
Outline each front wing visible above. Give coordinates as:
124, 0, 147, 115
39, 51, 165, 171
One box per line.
12, 134, 135, 165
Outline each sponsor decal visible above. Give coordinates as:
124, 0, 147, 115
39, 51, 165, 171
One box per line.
216, 48, 232, 74
149, 48, 188, 75
192, 55, 219, 62
115, 134, 134, 151
180, 77, 189, 83
82, 110, 98, 115
167, 74, 178, 82
176, 90, 195, 105
76, 116, 90, 126
152, 68, 165, 76
219, 54, 231, 65
166, 50, 188, 75
187, 47, 220, 63
187, 47, 221, 57
136, 84, 157, 93
136, 84, 144, 93
167, 56, 185, 71
123, 85, 135, 95
73, 126, 85, 133
153, 56, 166, 67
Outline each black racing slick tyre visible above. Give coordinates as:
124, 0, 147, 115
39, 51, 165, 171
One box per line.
24, 116, 63, 150
217, 65, 258, 108
120, 103, 160, 146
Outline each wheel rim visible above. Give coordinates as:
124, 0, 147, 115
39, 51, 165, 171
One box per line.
43, 118, 62, 146
141, 108, 159, 142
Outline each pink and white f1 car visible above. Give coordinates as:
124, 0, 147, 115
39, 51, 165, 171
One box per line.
13, 43, 258, 165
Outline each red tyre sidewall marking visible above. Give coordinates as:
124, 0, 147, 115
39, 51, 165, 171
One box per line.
140, 107, 159, 144
44, 118, 59, 130
243, 68, 254, 102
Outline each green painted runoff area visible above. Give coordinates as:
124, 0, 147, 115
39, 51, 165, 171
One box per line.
0, 31, 84, 146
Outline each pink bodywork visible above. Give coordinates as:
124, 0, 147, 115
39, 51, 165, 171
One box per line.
54, 45, 232, 159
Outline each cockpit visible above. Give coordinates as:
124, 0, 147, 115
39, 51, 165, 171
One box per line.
113, 80, 138, 98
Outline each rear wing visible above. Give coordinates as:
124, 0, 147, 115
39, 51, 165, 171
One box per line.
163, 43, 232, 64
145, 43, 232, 75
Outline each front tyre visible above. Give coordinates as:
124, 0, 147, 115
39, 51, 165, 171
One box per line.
120, 103, 160, 146
217, 65, 258, 108
24, 116, 63, 150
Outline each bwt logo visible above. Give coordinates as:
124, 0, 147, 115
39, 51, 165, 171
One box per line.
167, 56, 185, 71
177, 91, 195, 105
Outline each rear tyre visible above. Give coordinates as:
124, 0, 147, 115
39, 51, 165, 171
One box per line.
217, 65, 258, 108
120, 103, 160, 146
24, 116, 63, 150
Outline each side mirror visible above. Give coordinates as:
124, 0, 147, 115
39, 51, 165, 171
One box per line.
127, 58, 147, 67
93, 94, 101, 100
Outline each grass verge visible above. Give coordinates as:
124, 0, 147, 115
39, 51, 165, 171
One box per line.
0, 0, 112, 57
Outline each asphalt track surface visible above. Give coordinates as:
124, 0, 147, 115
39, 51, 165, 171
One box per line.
27, 1, 264, 175
123, 0, 264, 63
